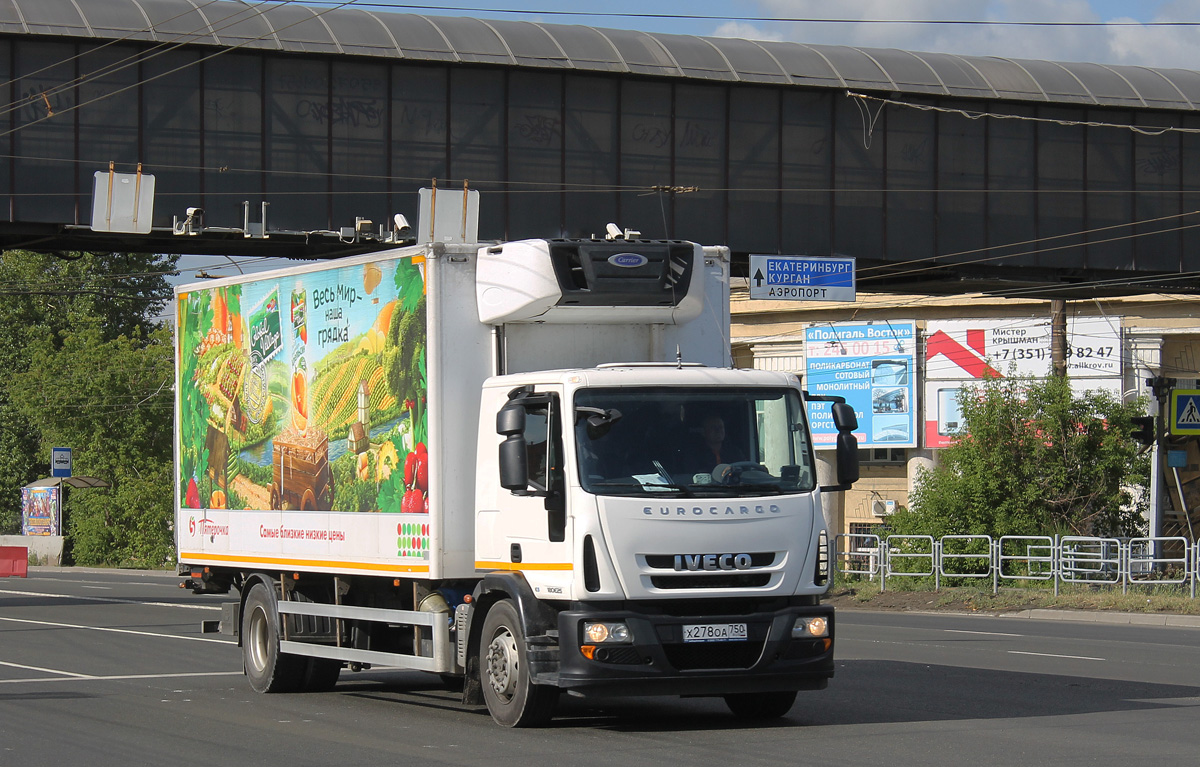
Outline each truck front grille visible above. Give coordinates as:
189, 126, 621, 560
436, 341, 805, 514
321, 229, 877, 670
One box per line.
663, 639, 766, 670
649, 573, 771, 589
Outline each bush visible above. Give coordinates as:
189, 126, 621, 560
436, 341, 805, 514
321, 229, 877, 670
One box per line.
891, 373, 1149, 539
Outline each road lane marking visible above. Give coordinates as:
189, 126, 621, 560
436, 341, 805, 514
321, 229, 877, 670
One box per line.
1009, 650, 1105, 661
0, 615, 234, 644
945, 629, 1022, 637
0, 588, 221, 611
0, 671, 243, 686
0, 659, 93, 678
81, 586, 112, 590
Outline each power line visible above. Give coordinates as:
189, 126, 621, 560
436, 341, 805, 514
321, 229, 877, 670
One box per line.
0, 0, 230, 104
847, 91, 1200, 138
855, 210, 1200, 277
0, 0, 364, 141
299, 3, 1200, 28
0, 1, 303, 124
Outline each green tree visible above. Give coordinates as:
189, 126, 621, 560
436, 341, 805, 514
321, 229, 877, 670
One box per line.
890, 373, 1150, 539
0, 250, 176, 566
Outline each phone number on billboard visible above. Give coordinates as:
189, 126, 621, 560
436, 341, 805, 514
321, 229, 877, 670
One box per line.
806, 340, 904, 358
992, 346, 1115, 361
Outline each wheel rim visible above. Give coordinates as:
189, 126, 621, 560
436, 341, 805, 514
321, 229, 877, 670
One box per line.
485, 626, 520, 702
246, 604, 270, 673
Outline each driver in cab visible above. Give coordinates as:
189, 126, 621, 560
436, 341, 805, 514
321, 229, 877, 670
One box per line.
697, 414, 743, 468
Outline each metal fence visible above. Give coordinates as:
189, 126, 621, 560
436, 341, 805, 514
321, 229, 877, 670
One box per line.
834, 533, 1198, 598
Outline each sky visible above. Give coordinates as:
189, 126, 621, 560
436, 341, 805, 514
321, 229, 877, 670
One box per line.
340, 0, 1200, 70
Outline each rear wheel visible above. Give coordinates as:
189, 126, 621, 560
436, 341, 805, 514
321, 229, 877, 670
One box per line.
302, 658, 342, 692
242, 582, 307, 693
479, 600, 558, 727
723, 690, 797, 719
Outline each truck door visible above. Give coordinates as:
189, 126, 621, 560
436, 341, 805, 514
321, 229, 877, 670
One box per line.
492, 388, 572, 584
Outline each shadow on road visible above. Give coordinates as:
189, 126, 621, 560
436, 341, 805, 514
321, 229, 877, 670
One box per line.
319, 659, 1200, 731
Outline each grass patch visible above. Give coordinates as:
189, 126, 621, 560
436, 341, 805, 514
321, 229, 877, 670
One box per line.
827, 577, 1200, 615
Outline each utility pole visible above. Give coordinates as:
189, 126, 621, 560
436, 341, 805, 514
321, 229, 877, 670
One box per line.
1050, 299, 1067, 377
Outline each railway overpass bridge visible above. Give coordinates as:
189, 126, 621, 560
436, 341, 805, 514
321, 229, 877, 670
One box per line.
3, 0, 1200, 295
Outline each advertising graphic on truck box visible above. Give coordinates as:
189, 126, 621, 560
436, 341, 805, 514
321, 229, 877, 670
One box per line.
176, 256, 430, 564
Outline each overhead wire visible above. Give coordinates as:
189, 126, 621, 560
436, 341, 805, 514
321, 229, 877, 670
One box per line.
0, 0, 230, 102
847, 91, 1200, 138
297, 3, 1200, 28
0, 0, 365, 141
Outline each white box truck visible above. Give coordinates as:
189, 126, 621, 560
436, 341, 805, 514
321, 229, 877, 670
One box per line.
175, 237, 859, 726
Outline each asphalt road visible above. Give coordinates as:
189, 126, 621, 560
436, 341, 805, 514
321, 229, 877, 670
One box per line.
3, 569, 1200, 767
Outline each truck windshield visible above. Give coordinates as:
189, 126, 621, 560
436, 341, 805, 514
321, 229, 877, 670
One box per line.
573, 387, 816, 497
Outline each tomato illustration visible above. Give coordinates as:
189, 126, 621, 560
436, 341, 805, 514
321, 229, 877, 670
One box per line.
414, 453, 427, 492
404, 451, 417, 488
186, 477, 200, 509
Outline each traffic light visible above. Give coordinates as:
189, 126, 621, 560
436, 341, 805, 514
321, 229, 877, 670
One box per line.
1130, 415, 1156, 446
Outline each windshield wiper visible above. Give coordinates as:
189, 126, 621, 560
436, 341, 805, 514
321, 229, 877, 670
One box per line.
684, 482, 785, 495
589, 479, 688, 495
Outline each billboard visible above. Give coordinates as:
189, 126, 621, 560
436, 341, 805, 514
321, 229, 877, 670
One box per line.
804, 321, 917, 448
21, 487, 60, 536
176, 256, 429, 562
923, 317, 1122, 448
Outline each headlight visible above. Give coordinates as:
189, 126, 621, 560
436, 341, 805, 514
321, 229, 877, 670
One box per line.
583, 621, 633, 644
792, 616, 829, 638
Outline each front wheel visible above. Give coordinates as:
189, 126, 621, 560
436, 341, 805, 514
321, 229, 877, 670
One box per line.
479, 600, 558, 727
723, 690, 797, 719
242, 582, 307, 693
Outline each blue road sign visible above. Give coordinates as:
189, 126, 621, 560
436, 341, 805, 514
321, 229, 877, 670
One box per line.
748, 255, 856, 301
51, 447, 72, 478
1170, 390, 1200, 435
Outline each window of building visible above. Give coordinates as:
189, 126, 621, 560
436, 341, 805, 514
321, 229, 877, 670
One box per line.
847, 522, 883, 549
858, 447, 906, 464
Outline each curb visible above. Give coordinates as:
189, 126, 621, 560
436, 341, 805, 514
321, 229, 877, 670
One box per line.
28, 566, 176, 578
1000, 608, 1200, 628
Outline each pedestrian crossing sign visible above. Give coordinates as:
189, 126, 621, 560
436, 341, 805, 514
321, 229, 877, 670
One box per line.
1170, 389, 1200, 435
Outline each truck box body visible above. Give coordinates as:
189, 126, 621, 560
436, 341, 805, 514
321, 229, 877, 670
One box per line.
175, 240, 729, 580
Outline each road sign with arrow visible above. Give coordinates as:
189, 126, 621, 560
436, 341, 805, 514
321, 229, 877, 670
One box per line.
748, 255, 856, 301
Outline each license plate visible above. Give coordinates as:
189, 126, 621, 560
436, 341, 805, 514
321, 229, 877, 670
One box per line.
682, 623, 747, 643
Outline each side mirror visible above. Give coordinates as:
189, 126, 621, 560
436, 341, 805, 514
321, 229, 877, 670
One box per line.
836, 430, 859, 486
497, 404, 529, 492
831, 402, 858, 432
822, 401, 860, 491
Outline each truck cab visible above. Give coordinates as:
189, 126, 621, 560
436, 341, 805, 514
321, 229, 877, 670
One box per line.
467, 364, 856, 725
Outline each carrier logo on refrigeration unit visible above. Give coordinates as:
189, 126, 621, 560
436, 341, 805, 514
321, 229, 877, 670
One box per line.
674, 553, 754, 571
608, 252, 649, 268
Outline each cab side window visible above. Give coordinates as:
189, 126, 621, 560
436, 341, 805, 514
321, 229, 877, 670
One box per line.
523, 397, 562, 495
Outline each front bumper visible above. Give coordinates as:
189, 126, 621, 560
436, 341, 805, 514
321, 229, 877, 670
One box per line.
549, 602, 834, 697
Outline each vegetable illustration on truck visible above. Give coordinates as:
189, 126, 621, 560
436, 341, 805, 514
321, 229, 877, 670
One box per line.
176, 234, 859, 727
178, 258, 426, 526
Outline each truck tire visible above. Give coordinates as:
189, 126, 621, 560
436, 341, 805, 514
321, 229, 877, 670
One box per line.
479, 599, 558, 727
242, 582, 306, 693
723, 690, 797, 719
302, 658, 341, 692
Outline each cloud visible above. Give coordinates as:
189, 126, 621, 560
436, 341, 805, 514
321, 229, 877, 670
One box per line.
713, 21, 784, 41
723, 0, 1200, 69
